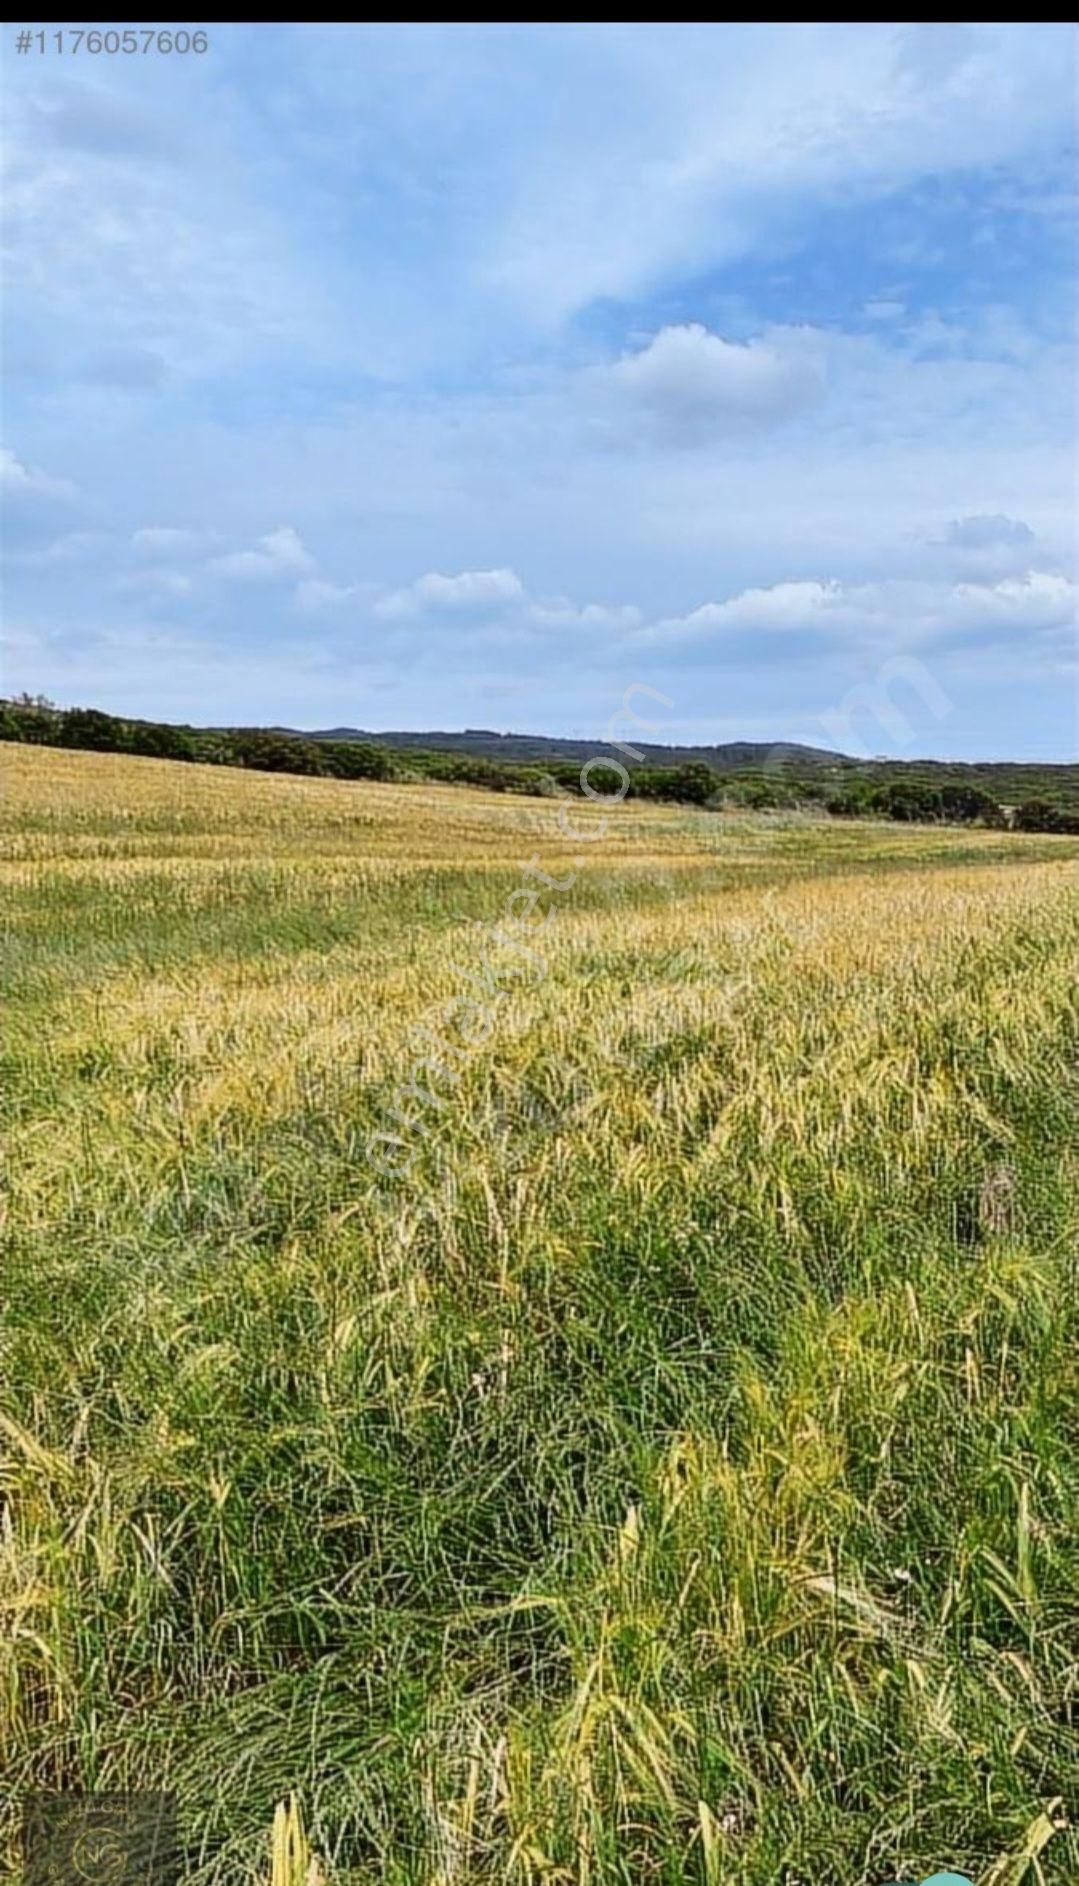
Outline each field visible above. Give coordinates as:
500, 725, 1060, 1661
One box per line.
2, 744, 1078, 1885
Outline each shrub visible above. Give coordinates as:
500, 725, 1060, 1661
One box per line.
1012, 797, 1079, 834
320, 741, 399, 782
58, 707, 126, 752
127, 720, 198, 761
228, 730, 328, 775
862, 781, 1005, 826
825, 784, 875, 818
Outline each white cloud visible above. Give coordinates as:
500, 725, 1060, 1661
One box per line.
942, 570, 1075, 643
637, 569, 1076, 658
295, 577, 359, 612
375, 567, 525, 621
639, 581, 842, 646
369, 568, 644, 646
0, 447, 76, 500
209, 525, 314, 582
529, 599, 642, 634
605, 324, 825, 445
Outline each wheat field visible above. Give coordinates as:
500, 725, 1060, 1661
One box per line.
2, 744, 1077, 1884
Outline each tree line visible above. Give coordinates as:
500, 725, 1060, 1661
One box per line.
3, 695, 1076, 833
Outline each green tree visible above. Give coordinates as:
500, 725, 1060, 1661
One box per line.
58, 707, 126, 751
1012, 797, 1079, 834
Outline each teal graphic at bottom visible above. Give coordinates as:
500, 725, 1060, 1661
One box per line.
882, 1874, 974, 1886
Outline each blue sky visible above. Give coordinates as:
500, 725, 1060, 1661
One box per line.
2, 22, 1076, 758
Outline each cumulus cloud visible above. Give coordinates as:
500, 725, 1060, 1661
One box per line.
362, 560, 1076, 669
636, 569, 1076, 661
375, 567, 525, 621
603, 324, 825, 446
209, 525, 314, 582
936, 571, 1076, 652
528, 599, 642, 634
0, 447, 76, 500
640, 581, 840, 644
367, 566, 642, 648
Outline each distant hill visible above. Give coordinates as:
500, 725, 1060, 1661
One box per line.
292, 727, 845, 770
5, 696, 1077, 821
289, 725, 1079, 805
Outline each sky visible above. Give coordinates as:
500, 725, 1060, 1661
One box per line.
2, 21, 1076, 760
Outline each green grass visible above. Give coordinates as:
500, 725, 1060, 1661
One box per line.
2, 746, 1077, 1884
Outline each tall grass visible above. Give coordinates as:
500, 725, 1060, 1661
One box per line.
2, 746, 1077, 1883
